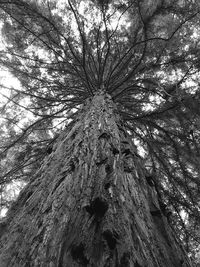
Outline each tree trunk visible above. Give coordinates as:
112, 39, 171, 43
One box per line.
0, 91, 194, 267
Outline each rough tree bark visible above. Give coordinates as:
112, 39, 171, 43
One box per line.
0, 90, 194, 266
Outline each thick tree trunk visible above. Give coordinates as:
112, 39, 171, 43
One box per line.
0, 91, 194, 266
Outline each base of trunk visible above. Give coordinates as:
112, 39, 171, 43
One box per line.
0, 92, 193, 267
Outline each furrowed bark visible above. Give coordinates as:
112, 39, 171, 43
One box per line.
0, 91, 193, 266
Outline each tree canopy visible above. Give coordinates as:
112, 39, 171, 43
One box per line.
0, 0, 200, 262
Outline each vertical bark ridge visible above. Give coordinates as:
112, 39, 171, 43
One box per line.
0, 91, 193, 267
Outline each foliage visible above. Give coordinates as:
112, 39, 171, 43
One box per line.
0, 0, 200, 262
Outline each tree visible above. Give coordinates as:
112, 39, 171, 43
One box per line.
0, 0, 200, 265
